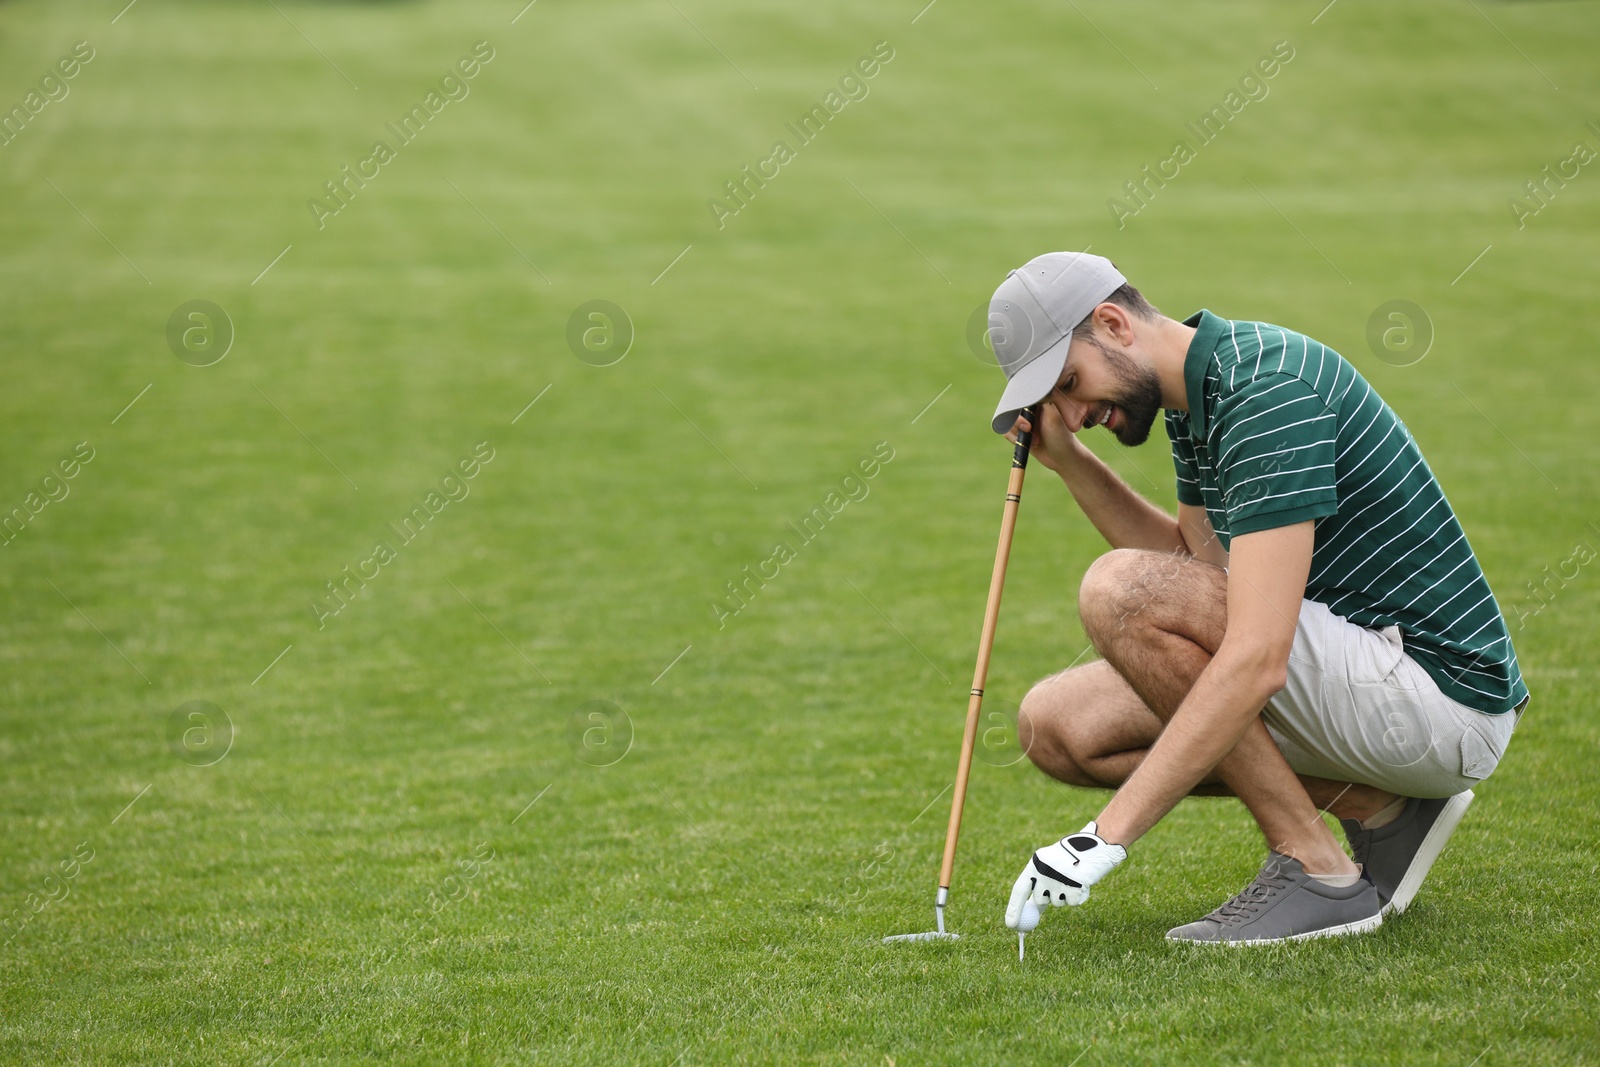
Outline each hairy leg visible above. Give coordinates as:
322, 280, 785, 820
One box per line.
1018, 661, 1231, 796
1021, 662, 1399, 815
1029, 549, 1398, 873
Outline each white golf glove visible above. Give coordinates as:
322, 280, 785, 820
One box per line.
1005, 821, 1127, 928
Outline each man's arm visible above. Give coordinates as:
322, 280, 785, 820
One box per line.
1092, 520, 1313, 845
1010, 404, 1186, 553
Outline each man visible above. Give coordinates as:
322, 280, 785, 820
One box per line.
989, 252, 1527, 943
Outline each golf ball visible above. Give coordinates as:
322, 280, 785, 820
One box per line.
1017, 898, 1042, 933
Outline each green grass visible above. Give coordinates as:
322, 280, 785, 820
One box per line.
2, 0, 1598, 1062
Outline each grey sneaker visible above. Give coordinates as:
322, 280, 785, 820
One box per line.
1166, 852, 1383, 944
1340, 790, 1473, 915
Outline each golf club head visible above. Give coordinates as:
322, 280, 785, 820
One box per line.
883, 894, 955, 944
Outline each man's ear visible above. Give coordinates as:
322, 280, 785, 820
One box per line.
1094, 302, 1136, 346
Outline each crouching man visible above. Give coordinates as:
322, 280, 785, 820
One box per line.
987, 253, 1527, 943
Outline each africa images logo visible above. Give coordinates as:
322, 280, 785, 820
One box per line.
710, 442, 895, 628
705, 41, 896, 230
306, 41, 496, 230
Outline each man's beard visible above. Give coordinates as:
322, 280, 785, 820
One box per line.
1090, 337, 1163, 446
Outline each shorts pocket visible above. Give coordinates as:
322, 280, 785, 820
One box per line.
1460, 723, 1499, 781
1347, 624, 1409, 687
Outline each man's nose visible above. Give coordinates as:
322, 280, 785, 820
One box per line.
1057, 396, 1088, 432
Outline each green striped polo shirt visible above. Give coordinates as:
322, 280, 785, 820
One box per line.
1164, 310, 1527, 715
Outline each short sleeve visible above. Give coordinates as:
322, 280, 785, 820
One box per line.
1212, 374, 1338, 535
1165, 410, 1204, 506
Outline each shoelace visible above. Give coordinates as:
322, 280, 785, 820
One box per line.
1348, 834, 1371, 873
1208, 861, 1296, 923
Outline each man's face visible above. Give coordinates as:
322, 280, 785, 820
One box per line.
1044, 330, 1163, 447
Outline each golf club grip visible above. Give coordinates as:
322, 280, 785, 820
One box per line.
1012, 404, 1038, 469
937, 406, 1039, 892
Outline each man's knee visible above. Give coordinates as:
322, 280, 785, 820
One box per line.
1079, 548, 1167, 641
1018, 676, 1100, 787
1016, 683, 1047, 762
1078, 547, 1222, 649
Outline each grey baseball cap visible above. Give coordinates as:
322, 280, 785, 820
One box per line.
987, 252, 1126, 433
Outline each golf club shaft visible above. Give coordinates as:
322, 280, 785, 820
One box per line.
937, 406, 1038, 894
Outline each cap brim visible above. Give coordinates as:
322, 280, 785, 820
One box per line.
990, 333, 1070, 434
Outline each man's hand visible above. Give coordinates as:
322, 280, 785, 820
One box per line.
1004, 822, 1127, 928
1005, 403, 1089, 475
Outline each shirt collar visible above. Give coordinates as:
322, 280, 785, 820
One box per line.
1180, 309, 1226, 438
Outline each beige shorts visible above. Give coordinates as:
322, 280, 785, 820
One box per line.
1263, 598, 1522, 798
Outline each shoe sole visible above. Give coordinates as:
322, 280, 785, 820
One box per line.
1165, 911, 1383, 946
1384, 789, 1474, 916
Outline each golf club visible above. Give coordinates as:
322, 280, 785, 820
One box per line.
884, 404, 1039, 945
